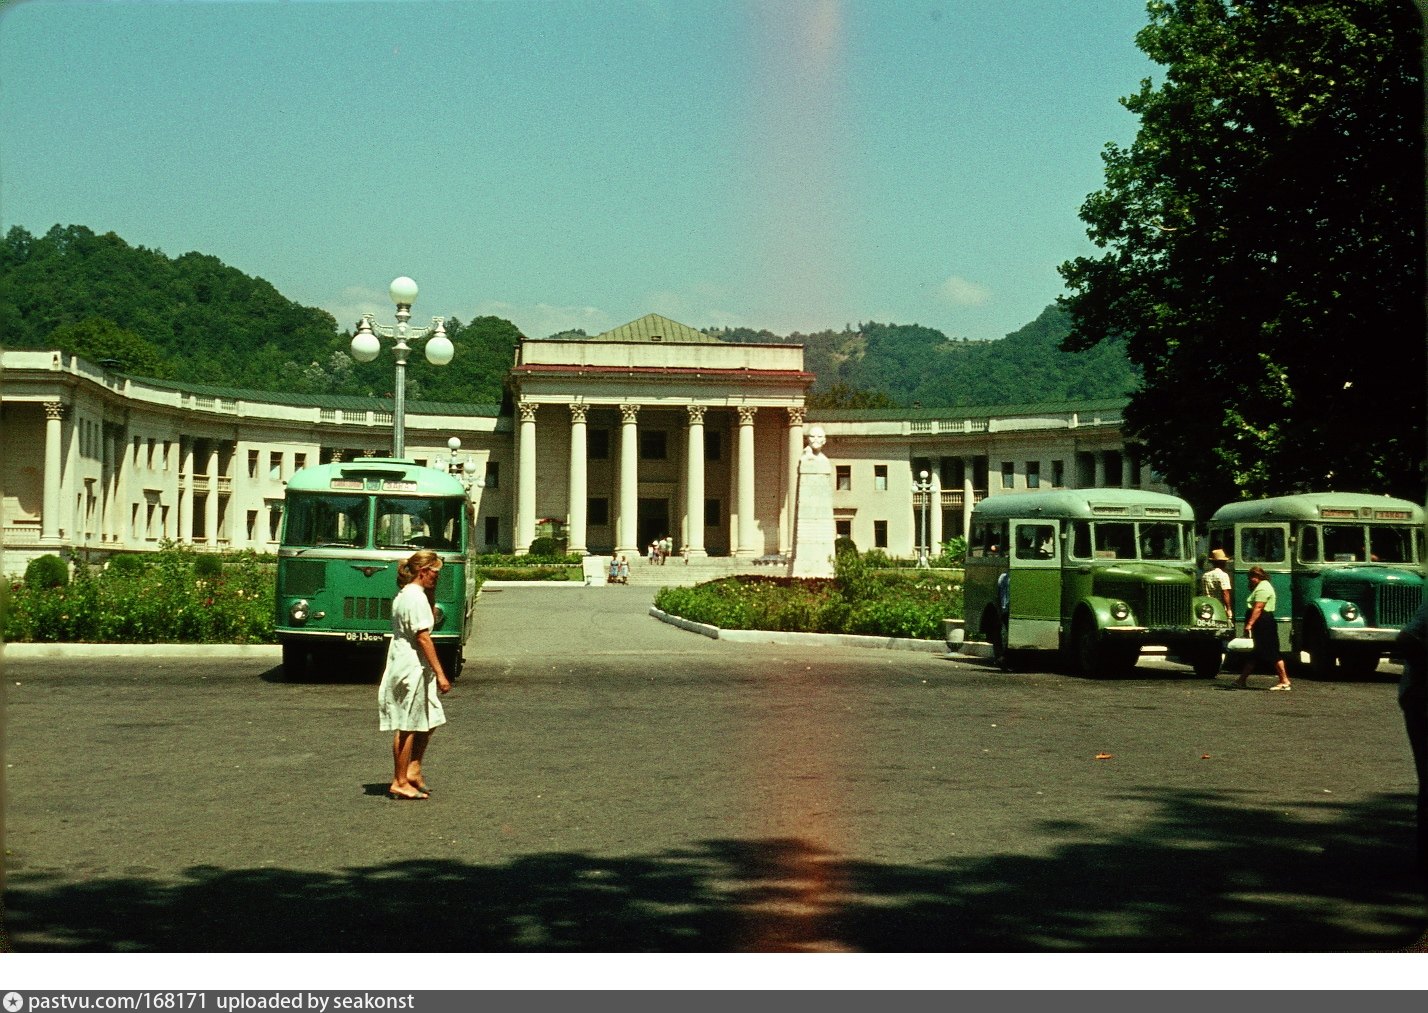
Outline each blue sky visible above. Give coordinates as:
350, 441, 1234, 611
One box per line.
0, 0, 1157, 343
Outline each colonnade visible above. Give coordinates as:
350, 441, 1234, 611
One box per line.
512, 399, 809, 558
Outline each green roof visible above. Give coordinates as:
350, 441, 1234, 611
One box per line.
973, 488, 1194, 520
1208, 492, 1425, 524
120, 374, 502, 417
593, 314, 715, 343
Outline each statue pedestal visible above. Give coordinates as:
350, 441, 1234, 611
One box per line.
789, 454, 836, 579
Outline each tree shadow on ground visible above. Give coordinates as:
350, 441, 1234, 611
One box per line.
4, 789, 1425, 952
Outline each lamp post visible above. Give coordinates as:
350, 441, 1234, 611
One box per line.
348, 276, 453, 460
444, 436, 479, 493
917, 469, 932, 569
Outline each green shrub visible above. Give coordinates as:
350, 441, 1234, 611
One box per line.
527, 536, 560, 558
106, 553, 154, 576
834, 536, 858, 558
936, 536, 968, 568
193, 554, 224, 579
24, 555, 69, 589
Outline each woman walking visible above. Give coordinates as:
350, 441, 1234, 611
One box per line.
378, 549, 452, 799
1236, 565, 1291, 691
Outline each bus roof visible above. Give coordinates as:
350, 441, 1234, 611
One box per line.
1209, 492, 1425, 525
971, 488, 1195, 521
285, 458, 469, 496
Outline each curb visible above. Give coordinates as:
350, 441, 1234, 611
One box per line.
649, 606, 981, 656
3, 643, 281, 660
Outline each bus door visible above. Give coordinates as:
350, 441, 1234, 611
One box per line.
1006, 518, 1061, 650
1234, 522, 1292, 650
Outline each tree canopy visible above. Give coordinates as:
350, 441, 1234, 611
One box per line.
1058, 0, 1424, 512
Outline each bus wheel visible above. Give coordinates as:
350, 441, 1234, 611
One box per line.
1188, 643, 1224, 679
1338, 647, 1380, 680
1304, 621, 1338, 680
437, 644, 464, 680
1074, 620, 1136, 678
281, 643, 309, 680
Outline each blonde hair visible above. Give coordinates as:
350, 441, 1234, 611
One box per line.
397, 549, 443, 587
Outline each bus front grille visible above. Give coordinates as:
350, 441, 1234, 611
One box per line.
1377, 584, 1422, 628
1145, 584, 1191, 628
344, 597, 393, 622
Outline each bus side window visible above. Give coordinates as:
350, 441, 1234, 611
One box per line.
1240, 526, 1286, 563
1298, 525, 1320, 563
1070, 521, 1092, 559
1369, 525, 1410, 564
1015, 523, 1056, 560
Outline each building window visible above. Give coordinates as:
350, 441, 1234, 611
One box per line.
1001, 461, 1015, 490
640, 430, 667, 460
247, 509, 259, 541
147, 438, 156, 470
1052, 459, 1064, 487
874, 465, 888, 491
294, 453, 307, 473
874, 520, 888, 548
1026, 462, 1040, 489
267, 500, 283, 541
248, 450, 259, 479
705, 498, 721, 526
588, 497, 609, 526
588, 429, 610, 460
705, 432, 722, 461
269, 452, 281, 481
836, 519, 852, 539
484, 462, 499, 489
836, 465, 851, 491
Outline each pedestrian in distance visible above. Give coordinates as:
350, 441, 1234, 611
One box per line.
1203, 547, 1232, 612
1394, 600, 1428, 874
377, 549, 452, 799
1235, 564, 1291, 691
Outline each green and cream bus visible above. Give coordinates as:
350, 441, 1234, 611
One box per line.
275, 458, 476, 679
1206, 493, 1424, 678
965, 489, 1233, 677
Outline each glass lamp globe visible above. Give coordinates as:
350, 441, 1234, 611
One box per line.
389, 276, 419, 306
350, 329, 381, 363
425, 333, 455, 366
448, 436, 462, 452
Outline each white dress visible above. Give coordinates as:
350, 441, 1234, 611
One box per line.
377, 582, 447, 732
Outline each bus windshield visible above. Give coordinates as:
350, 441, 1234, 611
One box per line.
282, 492, 369, 548
374, 495, 466, 551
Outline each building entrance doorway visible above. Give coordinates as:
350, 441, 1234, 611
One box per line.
637, 498, 670, 555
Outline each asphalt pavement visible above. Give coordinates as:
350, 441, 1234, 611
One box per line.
2, 583, 1425, 958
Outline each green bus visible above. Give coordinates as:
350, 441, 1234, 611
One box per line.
1206, 492, 1424, 678
275, 458, 476, 678
965, 489, 1233, 677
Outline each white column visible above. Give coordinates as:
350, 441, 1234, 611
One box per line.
685, 404, 707, 559
1094, 453, 1107, 489
101, 425, 117, 542
617, 403, 640, 555
41, 402, 65, 543
1121, 452, 1135, 488
179, 439, 195, 544
516, 400, 538, 554
567, 403, 588, 556
736, 406, 758, 557
930, 466, 943, 551
205, 443, 220, 547
783, 407, 805, 555
962, 456, 976, 540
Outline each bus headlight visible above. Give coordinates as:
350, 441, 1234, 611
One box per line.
433, 604, 445, 628
1110, 601, 1131, 621
290, 600, 310, 624
1196, 602, 1215, 622
1339, 603, 1359, 622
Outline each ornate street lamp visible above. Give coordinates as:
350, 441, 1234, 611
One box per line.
444, 436, 479, 492
348, 276, 453, 459
917, 469, 932, 569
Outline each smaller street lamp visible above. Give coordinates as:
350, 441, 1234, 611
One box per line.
444, 436, 479, 493
349, 276, 453, 460
917, 469, 932, 569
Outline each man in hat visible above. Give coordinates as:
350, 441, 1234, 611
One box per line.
1203, 547, 1232, 612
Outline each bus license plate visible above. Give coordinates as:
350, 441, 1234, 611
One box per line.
345, 632, 386, 643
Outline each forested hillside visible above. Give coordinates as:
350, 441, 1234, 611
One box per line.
1, 224, 1137, 408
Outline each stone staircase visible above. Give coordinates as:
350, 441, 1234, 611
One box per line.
601, 554, 788, 588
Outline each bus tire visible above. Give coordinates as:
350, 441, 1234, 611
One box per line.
1073, 618, 1137, 679
437, 643, 463, 680
1188, 643, 1224, 679
1305, 620, 1338, 680
281, 642, 309, 680
1338, 647, 1380, 680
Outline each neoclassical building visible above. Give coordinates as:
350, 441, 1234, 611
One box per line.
0, 314, 1159, 571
